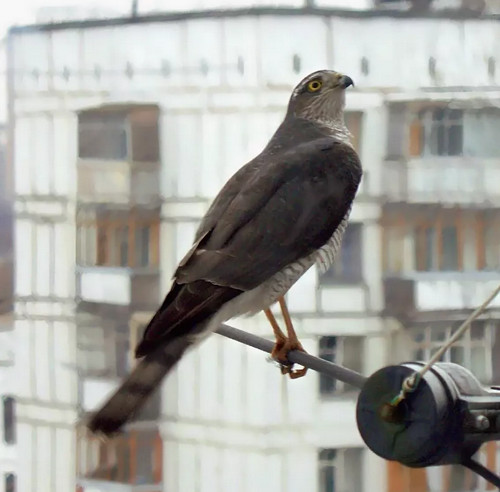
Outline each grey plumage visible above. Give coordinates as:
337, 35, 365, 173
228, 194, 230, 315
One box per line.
87, 70, 362, 436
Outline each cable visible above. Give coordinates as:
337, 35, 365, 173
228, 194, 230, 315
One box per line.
215, 323, 367, 389
389, 283, 500, 407
462, 457, 500, 488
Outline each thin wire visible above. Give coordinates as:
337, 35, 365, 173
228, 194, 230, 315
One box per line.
462, 457, 500, 488
390, 283, 500, 406
215, 323, 367, 389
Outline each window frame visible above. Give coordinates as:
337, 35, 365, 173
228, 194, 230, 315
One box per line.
2, 396, 15, 445
318, 448, 363, 492
410, 321, 495, 384
78, 106, 160, 164
320, 223, 363, 285
318, 336, 363, 397
76, 210, 160, 269
383, 209, 498, 275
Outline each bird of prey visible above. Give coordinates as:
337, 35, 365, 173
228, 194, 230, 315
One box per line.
88, 69, 362, 435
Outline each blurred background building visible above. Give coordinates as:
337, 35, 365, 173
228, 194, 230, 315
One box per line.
4, 0, 500, 491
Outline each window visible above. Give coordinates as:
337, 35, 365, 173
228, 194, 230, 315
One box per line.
383, 209, 500, 274
77, 428, 162, 485
319, 448, 363, 492
77, 210, 159, 268
411, 321, 496, 384
415, 108, 463, 157
388, 105, 500, 159
319, 336, 363, 396
320, 224, 363, 284
78, 106, 159, 162
4, 474, 15, 492
344, 112, 363, 154
3, 396, 15, 444
77, 323, 130, 379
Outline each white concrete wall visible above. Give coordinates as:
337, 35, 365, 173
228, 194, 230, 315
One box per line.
9, 10, 500, 492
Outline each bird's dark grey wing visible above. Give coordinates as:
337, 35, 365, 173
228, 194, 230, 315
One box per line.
89, 137, 361, 434
138, 138, 361, 351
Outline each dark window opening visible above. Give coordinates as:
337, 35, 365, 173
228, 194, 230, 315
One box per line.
3, 397, 15, 445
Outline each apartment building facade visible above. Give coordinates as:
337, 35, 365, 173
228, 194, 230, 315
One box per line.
6, 1, 500, 491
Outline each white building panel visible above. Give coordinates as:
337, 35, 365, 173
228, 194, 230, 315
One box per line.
79, 269, 131, 305
221, 448, 243, 492
176, 349, 199, 419
16, 423, 34, 492
15, 219, 33, 296
35, 224, 52, 297
415, 276, 500, 311
53, 223, 72, 298
185, 19, 224, 87
12, 32, 50, 93
174, 113, 203, 197
53, 113, 77, 196
53, 321, 77, 406
200, 112, 224, 198
80, 27, 120, 92
14, 117, 33, 195
35, 426, 53, 492
222, 17, 260, 86
320, 286, 366, 312
178, 442, 199, 492
199, 444, 221, 492
287, 267, 318, 313
175, 221, 198, 263
220, 112, 248, 179
198, 336, 221, 420
260, 17, 329, 86
50, 29, 82, 93
33, 115, 53, 195
221, 337, 246, 423
287, 450, 316, 492
82, 377, 119, 412
34, 320, 52, 401
54, 428, 75, 492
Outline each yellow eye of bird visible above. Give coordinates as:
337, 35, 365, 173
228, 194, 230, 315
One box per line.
307, 80, 322, 92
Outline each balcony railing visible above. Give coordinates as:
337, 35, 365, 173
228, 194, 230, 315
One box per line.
384, 272, 500, 316
76, 266, 160, 309
77, 426, 162, 488
383, 157, 500, 206
77, 159, 161, 205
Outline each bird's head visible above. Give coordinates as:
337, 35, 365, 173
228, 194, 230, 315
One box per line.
286, 70, 354, 126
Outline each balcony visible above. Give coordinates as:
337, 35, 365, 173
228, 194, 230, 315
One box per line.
77, 160, 161, 206
77, 266, 160, 309
77, 426, 162, 491
383, 157, 500, 206
384, 272, 500, 317
81, 375, 161, 420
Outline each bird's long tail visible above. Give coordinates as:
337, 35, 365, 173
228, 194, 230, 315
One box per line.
87, 335, 194, 436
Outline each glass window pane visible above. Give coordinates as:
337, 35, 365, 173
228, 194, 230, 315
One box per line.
471, 347, 488, 383
135, 226, 150, 267
448, 124, 463, 156
78, 112, 128, 160
471, 323, 485, 340
431, 327, 447, 342
320, 465, 335, 492
441, 226, 458, 271
425, 227, 436, 271
320, 224, 362, 284
450, 346, 465, 366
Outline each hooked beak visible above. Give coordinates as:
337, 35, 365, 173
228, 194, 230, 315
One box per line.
339, 75, 354, 89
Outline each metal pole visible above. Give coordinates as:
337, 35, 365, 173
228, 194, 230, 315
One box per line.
216, 324, 367, 389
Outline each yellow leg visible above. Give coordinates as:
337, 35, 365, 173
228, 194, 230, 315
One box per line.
265, 297, 308, 379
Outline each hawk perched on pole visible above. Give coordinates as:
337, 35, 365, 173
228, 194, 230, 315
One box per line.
89, 70, 362, 435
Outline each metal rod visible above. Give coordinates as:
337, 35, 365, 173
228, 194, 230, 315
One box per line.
216, 324, 367, 389
462, 458, 500, 488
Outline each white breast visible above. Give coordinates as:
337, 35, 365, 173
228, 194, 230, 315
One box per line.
209, 210, 351, 328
